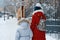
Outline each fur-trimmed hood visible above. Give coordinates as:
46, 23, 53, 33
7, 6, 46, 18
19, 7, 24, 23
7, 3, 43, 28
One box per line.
18, 18, 30, 24
18, 18, 30, 29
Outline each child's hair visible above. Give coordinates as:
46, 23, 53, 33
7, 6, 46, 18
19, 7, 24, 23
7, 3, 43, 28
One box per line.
34, 6, 42, 11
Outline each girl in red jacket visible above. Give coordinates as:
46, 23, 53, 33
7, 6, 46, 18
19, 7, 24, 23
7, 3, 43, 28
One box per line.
30, 3, 46, 40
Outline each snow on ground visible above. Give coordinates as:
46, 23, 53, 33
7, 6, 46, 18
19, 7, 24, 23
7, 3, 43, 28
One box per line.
0, 17, 18, 40
0, 17, 57, 40
46, 34, 56, 40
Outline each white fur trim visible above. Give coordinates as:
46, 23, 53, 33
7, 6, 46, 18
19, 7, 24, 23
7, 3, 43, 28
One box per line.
32, 10, 44, 15
18, 18, 29, 24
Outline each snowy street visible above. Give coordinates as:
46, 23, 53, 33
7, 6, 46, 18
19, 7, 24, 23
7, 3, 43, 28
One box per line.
0, 17, 18, 40
0, 17, 57, 40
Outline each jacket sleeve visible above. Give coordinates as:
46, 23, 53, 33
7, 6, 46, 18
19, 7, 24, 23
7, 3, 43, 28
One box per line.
40, 12, 46, 31
15, 30, 20, 40
41, 13, 46, 20
29, 29, 33, 40
30, 12, 41, 31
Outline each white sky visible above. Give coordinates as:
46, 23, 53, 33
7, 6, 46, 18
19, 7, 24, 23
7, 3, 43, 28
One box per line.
0, 0, 4, 7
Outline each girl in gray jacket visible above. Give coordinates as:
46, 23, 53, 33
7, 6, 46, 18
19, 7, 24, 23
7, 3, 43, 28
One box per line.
15, 18, 33, 40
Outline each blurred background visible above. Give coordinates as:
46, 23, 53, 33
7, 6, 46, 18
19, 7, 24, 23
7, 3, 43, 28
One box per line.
0, 0, 60, 40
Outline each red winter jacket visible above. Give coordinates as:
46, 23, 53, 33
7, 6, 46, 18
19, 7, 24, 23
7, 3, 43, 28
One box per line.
30, 11, 46, 40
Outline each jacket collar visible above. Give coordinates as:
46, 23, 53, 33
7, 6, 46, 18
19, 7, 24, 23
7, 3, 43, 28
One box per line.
32, 10, 44, 15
